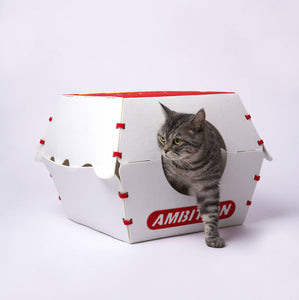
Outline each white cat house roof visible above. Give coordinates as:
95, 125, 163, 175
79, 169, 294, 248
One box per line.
36, 91, 272, 243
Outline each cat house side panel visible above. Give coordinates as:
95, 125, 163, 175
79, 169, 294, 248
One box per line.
40, 95, 123, 179
43, 157, 130, 243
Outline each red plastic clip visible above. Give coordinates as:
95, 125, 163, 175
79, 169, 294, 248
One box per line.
257, 139, 264, 146
40, 139, 45, 145
116, 123, 125, 129
49, 116, 53, 122
245, 114, 251, 120
118, 192, 129, 199
123, 218, 133, 225
113, 151, 122, 158
246, 200, 252, 206
254, 175, 260, 181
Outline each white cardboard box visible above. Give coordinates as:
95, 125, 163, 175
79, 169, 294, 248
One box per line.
36, 91, 272, 243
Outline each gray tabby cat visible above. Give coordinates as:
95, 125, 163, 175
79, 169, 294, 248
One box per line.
157, 103, 225, 248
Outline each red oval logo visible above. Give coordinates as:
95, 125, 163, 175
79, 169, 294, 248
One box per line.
147, 200, 235, 230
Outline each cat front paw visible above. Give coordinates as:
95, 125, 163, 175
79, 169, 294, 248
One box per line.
206, 236, 225, 248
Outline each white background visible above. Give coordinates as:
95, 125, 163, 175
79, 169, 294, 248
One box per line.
1, 0, 299, 299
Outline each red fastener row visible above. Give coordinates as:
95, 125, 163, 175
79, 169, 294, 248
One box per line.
114, 123, 125, 157
118, 192, 132, 225
244, 114, 265, 146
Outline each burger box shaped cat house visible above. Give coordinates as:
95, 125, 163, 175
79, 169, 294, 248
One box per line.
35, 91, 272, 243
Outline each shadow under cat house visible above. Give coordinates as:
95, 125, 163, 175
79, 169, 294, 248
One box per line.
35, 91, 272, 243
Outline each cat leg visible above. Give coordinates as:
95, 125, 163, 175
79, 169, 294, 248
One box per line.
197, 192, 225, 248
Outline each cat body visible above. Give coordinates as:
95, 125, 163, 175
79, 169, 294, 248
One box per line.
158, 103, 225, 248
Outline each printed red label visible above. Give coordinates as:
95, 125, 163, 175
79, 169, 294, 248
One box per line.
147, 200, 235, 230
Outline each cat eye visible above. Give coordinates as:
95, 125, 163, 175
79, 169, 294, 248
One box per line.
174, 138, 182, 145
159, 136, 165, 143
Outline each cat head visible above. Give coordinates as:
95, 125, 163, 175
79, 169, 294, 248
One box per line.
157, 103, 206, 162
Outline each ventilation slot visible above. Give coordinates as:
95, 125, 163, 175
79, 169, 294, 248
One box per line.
82, 163, 93, 167
62, 159, 70, 166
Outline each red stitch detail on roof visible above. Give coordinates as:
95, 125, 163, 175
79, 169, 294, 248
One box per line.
246, 200, 252, 206
245, 114, 251, 120
40, 139, 45, 145
257, 139, 264, 146
65, 91, 235, 98
49, 117, 53, 122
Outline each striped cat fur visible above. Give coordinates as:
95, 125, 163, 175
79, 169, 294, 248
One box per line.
157, 103, 225, 248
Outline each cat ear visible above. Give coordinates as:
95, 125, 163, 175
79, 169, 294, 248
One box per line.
191, 108, 206, 129
159, 102, 174, 119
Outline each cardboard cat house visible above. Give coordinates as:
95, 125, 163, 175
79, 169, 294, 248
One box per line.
35, 91, 272, 243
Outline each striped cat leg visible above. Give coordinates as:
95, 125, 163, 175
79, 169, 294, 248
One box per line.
197, 192, 225, 248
